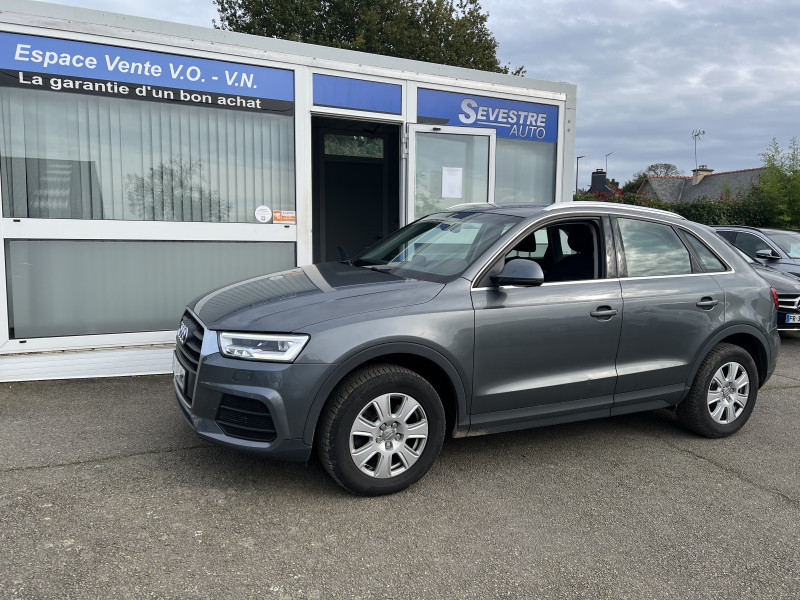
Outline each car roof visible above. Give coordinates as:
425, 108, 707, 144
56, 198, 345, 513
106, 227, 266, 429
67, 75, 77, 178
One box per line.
446, 201, 686, 221
713, 225, 800, 237
712, 225, 762, 231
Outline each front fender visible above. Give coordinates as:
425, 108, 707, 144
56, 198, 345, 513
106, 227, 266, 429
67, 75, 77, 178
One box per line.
301, 341, 470, 446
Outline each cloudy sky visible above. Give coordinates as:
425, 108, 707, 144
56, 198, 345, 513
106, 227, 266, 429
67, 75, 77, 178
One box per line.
41, 0, 800, 189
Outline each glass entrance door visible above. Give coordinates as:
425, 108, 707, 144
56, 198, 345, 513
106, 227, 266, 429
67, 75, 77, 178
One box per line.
407, 125, 495, 221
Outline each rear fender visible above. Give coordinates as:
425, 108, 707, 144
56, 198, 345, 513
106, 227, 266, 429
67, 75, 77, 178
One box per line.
683, 323, 777, 400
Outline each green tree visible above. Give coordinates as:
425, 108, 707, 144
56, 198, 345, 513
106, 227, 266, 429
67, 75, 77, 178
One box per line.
622, 163, 682, 193
759, 137, 800, 227
621, 172, 647, 193
213, 0, 524, 74
644, 163, 682, 177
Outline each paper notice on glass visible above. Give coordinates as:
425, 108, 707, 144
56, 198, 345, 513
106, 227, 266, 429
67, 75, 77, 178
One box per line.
441, 167, 463, 199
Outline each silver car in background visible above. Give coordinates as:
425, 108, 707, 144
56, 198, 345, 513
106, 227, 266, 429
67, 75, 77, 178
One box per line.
173, 203, 779, 495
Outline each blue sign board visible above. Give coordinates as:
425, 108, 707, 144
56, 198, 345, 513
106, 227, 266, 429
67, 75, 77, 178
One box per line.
417, 88, 558, 142
0, 32, 294, 102
313, 74, 401, 114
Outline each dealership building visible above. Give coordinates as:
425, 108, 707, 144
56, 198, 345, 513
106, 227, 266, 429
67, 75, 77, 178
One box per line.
0, 0, 577, 381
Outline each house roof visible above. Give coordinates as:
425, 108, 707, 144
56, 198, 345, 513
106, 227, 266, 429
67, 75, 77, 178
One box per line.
640, 168, 763, 203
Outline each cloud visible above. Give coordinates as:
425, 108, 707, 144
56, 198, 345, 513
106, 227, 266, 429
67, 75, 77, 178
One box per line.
62, 0, 218, 28
482, 0, 800, 186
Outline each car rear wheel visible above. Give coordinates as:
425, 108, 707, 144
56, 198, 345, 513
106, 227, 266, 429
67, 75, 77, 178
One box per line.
677, 343, 758, 438
317, 364, 445, 496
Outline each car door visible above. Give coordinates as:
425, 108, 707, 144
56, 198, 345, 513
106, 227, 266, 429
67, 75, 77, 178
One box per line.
613, 217, 726, 412
470, 217, 623, 432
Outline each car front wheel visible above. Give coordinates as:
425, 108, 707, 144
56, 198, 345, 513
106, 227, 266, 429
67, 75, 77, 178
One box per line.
677, 343, 758, 438
318, 364, 445, 496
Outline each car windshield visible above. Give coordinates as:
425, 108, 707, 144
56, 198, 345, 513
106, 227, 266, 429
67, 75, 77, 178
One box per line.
352, 210, 523, 282
765, 230, 800, 258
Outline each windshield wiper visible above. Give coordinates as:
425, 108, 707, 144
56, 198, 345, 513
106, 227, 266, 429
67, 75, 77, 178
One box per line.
337, 246, 352, 266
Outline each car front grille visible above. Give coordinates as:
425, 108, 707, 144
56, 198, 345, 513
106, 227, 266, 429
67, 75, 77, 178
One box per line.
215, 394, 277, 443
176, 311, 204, 370
175, 311, 205, 404
777, 294, 800, 311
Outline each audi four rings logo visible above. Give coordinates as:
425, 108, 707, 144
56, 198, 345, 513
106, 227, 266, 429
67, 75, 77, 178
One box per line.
177, 321, 189, 344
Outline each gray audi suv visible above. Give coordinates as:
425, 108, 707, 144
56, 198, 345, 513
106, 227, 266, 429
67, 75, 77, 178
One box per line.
173, 202, 780, 495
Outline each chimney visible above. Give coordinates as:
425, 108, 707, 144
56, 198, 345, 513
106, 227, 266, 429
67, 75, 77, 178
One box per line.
692, 165, 713, 185
589, 169, 608, 192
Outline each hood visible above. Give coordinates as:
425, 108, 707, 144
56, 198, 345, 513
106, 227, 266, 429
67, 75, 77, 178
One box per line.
752, 263, 800, 294
188, 262, 444, 332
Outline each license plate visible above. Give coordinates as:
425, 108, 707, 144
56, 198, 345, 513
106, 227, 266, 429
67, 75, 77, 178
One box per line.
786, 314, 800, 324
172, 353, 187, 393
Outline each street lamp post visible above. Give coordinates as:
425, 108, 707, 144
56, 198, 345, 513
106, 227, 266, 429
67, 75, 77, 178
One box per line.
575, 155, 585, 194
605, 152, 613, 174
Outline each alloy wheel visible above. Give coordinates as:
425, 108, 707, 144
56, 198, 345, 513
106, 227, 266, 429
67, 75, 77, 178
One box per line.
348, 392, 429, 478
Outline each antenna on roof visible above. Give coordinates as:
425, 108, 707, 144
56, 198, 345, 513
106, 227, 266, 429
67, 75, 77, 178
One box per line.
692, 130, 705, 169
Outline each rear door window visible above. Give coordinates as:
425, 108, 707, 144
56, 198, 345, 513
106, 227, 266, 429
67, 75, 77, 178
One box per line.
618, 218, 692, 277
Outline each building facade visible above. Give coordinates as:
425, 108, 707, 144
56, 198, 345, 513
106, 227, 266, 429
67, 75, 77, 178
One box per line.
0, 0, 577, 381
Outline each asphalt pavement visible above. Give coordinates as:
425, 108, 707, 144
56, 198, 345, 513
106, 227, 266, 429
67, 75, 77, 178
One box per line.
1, 336, 799, 599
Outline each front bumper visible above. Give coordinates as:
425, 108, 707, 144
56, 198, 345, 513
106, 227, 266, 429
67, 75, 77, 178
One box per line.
172, 314, 329, 462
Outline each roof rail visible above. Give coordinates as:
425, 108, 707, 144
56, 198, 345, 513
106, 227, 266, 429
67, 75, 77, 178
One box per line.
544, 201, 687, 220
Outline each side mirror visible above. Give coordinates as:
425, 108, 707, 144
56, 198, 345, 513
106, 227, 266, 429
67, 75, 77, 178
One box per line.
490, 258, 544, 287
755, 249, 778, 260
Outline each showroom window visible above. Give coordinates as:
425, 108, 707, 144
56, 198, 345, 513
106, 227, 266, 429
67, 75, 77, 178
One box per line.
5, 239, 295, 338
494, 137, 557, 204
0, 52, 297, 339
0, 88, 295, 222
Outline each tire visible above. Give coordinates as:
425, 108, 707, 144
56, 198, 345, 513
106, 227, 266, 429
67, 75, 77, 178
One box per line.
677, 343, 758, 438
317, 364, 445, 496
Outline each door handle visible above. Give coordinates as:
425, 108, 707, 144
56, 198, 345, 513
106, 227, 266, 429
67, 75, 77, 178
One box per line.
696, 297, 719, 309
590, 306, 618, 320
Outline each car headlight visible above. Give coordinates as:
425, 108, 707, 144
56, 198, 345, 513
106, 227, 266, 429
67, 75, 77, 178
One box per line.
218, 332, 309, 362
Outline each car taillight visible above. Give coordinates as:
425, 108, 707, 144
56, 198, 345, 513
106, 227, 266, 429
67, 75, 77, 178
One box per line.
772, 288, 779, 310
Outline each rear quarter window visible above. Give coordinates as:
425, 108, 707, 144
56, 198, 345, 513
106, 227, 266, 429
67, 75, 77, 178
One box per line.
683, 232, 728, 273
